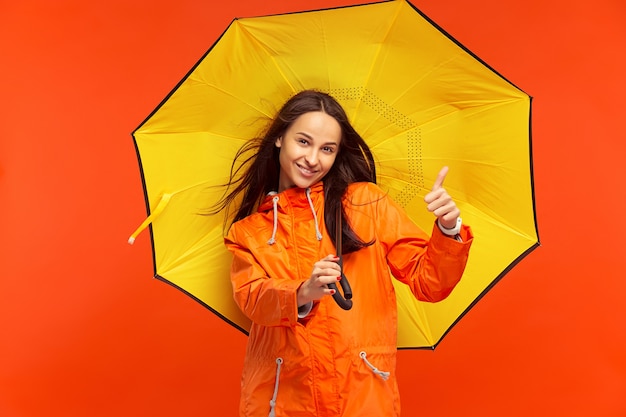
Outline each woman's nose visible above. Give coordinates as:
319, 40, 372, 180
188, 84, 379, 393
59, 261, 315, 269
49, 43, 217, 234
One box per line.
304, 150, 318, 165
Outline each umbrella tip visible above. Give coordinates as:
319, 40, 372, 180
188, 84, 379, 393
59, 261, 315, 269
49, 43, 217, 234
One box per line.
128, 236, 136, 245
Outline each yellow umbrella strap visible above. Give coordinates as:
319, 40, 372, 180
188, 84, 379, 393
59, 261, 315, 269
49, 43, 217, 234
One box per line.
128, 193, 172, 244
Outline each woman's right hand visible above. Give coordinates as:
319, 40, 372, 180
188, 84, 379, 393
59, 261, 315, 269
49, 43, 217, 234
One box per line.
297, 254, 342, 306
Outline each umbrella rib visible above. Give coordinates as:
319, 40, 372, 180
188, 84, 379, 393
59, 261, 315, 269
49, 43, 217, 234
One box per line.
357, 2, 458, 139
236, 21, 298, 96
421, 96, 526, 127
371, 96, 524, 151
355, 2, 404, 133
185, 20, 299, 121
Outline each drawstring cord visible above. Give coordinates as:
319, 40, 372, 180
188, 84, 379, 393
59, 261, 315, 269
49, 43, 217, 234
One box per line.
360, 351, 390, 381
267, 195, 280, 245
268, 358, 283, 417
267, 188, 322, 245
305, 188, 323, 241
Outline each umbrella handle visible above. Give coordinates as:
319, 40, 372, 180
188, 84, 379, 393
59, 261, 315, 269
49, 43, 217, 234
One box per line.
328, 264, 353, 310
331, 206, 352, 310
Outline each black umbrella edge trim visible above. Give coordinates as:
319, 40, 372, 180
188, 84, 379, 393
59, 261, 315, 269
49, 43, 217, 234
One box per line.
131, 18, 238, 135
154, 274, 250, 336
129, 17, 242, 277
404, 0, 530, 95
527, 97, 541, 243
236, 0, 395, 21
131, 13, 246, 276
401, 241, 541, 351
129, 131, 158, 275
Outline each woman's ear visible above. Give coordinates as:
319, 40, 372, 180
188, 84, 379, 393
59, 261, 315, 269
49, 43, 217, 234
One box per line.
275, 136, 282, 148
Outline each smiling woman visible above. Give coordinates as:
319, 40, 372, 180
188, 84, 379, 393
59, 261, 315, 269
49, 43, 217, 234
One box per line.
219, 90, 472, 416
275, 111, 341, 192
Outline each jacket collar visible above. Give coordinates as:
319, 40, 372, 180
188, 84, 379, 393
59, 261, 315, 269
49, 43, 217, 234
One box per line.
260, 182, 324, 245
258, 182, 324, 212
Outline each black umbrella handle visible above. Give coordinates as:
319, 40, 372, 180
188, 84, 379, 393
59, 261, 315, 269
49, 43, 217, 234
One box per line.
328, 259, 353, 310
330, 205, 353, 310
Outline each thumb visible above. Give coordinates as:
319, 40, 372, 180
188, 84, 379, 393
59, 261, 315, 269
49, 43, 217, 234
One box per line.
431, 166, 449, 191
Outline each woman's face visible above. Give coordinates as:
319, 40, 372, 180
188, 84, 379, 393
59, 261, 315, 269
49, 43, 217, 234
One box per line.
275, 111, 341, 192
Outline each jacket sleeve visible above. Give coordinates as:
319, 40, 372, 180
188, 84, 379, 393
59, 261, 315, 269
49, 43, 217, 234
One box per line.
224, 227, 302, 327
376, 189, 473, 302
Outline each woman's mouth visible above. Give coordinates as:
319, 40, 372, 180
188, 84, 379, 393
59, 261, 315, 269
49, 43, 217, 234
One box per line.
297, 163, 317, 177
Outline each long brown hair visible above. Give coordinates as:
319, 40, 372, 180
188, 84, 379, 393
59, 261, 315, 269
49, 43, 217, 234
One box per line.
213, 90, 376, 253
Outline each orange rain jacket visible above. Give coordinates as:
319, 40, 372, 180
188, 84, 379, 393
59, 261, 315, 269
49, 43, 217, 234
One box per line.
225, 182, 473, 417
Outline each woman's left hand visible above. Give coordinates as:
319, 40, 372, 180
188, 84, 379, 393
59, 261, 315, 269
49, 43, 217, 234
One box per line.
424, 166, 460, 229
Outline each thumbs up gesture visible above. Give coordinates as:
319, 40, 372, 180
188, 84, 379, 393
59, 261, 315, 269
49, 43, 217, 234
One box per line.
424, 166, 460, 230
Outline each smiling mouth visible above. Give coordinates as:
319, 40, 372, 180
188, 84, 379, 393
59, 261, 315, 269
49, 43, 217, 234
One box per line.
296, 163, 318, 176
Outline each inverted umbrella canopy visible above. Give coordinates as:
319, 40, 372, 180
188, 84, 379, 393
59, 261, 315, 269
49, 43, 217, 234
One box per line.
130, 0, 538, 348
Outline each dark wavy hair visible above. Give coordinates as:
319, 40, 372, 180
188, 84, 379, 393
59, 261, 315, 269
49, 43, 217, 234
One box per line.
213, 89, 376, 253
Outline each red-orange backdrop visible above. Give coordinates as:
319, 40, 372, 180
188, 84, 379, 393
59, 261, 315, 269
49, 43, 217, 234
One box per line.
1, 0, 625, 416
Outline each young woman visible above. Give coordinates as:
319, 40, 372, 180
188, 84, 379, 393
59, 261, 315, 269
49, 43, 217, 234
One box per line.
219, 90, 473, 416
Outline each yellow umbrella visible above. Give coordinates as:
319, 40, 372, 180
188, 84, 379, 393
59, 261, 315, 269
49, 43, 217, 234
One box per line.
129, 0, 538, 348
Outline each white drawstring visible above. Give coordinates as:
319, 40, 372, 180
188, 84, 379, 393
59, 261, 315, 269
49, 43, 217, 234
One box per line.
267, 189, 322, 245
305, 188, 323, 241
360, 351, 390, 381
267, 195, 280, 245
268, 357, 283, 417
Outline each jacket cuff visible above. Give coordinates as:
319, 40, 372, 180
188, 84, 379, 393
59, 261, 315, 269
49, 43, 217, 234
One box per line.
297, 301, 314, 318
431, 221, 473, 252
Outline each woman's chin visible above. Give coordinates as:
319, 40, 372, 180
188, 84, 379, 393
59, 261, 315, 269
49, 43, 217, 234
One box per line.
295, 177, 320, 189
279, 174, 322, 192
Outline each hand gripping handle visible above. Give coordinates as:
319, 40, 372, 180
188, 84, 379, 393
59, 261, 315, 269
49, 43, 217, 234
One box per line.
329, 206, 353, 310
328, 265, 352, 310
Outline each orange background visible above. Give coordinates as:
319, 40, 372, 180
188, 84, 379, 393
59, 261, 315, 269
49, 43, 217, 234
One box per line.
1, 0, 625, 416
